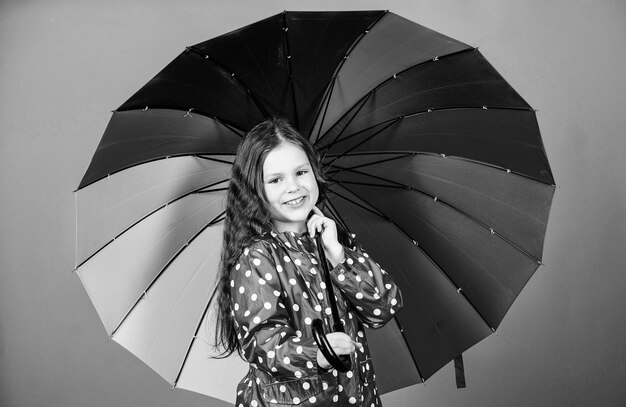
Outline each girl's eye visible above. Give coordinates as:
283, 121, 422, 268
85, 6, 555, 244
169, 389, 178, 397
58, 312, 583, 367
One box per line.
268, 178, 280, 184
296, 170, 309, 176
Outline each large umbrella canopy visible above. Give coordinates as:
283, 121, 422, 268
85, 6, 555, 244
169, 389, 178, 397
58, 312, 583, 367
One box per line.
75, 10, 555, 403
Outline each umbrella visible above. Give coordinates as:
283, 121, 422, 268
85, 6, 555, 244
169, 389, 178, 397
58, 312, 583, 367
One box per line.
75, 10, 555, 403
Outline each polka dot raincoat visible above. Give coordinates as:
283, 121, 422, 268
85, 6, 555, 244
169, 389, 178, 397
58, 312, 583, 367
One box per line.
230, 229, 403, 406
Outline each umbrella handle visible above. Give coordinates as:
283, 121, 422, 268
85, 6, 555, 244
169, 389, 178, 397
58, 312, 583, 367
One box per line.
312, 319, 352, 372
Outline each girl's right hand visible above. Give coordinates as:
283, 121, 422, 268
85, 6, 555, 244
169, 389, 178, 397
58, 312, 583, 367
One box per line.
316, 332, 363, 369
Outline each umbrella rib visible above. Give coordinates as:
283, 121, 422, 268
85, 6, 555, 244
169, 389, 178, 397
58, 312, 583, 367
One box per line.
333, 182, 497, 331
334, 166, 544, 264
74, 176, 230, 271
282, 12, 300, 129
321, 195, 351, 234
186, 46, 271, 120
173, 276, 222, 388
109, 210, 226, 339
318, 91, 374, 158
77, 152, 235, 191
311, 10, 389, 142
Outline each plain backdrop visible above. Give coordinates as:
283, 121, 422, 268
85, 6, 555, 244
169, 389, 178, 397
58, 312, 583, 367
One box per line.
1, 0, 625, 406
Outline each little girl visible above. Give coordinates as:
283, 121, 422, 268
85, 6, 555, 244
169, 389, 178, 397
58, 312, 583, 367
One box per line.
214, 118, 402, 406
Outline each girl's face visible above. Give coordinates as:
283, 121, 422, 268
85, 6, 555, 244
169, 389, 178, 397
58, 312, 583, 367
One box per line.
262, 142, 319, 233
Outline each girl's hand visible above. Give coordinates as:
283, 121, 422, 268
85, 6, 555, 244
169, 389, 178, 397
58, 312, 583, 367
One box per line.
307, 206, 344, 266
316, 332, 363, 370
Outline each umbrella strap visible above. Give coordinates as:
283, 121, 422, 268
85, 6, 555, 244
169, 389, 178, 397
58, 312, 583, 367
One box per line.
454, 354, 466, 388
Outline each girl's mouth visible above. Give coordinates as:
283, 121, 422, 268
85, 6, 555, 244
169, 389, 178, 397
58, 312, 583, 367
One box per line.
284, 196, 305, 206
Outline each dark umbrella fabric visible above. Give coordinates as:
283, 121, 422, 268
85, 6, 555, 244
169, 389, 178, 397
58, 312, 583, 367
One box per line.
75, 10, 555, 401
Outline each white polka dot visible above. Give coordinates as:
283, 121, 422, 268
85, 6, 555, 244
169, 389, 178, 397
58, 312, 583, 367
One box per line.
253, 258, 261, 266
368, 270, 374, 277
317, 292, 324, 300
284, 256, 291, 262
322, 382, 328, 390
276, 265, 283, 272
296, 346, 303, 354
386, 283, 392, 289
264, 273, 272, 281
267, 350, 275, 358
302, 382, 310, 390
374, 309, 381, 316
264, 302, 272, 310
391, 298, 397, 306
279, 385, 286, 392
338, 274, 345, 281
358, 257, 365, 263
325, 307, 332, 315
294, 259, 301, 266
333, 395, 339, 402
347, 258, 354, 265
293, 304, 300, 311
302, 292, 308, 299
311, 258, 318, 264
310, 267, 317, 274
356, 276, 362, 282
235, 263, 241, 270
293, 397, 300, 404
391, 309, 396, 314
245, 270, 251, 277
273, 290, 281, 297
230, 280, 235, 287
253, 316, 261, 324
251, 293, 257, 301
320, 281, 326, 289
239, 286, 245, 294
356, 292, 364, 299
347, 371, 353, 378
244, 248, 249, 256
244, 310, 250, 317
294, 370, 302, 378
289, 278, 297, 285
338, 384, 343, 392
283, 357, 290, 364
258, 278, 266, 285
349, 397, 357, 404
307, 361, 314, 369
314, 305, 322, 312
234, 303, 239, 311
251, 401, 258, 407
304, 317, 312, 325
309, 396, 316, 403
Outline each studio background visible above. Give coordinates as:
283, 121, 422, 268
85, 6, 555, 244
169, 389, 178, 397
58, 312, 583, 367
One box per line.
1, 0, 625, 406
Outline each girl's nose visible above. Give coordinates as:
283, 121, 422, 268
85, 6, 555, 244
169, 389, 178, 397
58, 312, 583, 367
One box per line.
285, 177, 300, 193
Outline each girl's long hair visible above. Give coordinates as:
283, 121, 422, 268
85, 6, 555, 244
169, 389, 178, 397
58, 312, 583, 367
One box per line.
212, 118, 329, 357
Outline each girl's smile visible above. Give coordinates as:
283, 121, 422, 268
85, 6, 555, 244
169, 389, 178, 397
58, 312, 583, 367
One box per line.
262, 142, 319, 233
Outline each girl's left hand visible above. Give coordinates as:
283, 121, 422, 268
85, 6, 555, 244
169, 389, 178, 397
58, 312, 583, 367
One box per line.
307, 206, 344, 266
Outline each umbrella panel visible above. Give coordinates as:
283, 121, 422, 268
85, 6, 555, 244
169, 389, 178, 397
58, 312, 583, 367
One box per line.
76, 155, 232, 266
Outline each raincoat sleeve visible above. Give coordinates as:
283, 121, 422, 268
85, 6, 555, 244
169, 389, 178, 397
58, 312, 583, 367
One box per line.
230, 243, 320, 379
330, 240, 403, 328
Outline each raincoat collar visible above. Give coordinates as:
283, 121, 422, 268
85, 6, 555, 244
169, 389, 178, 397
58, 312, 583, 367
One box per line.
267, 226, 316, 254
